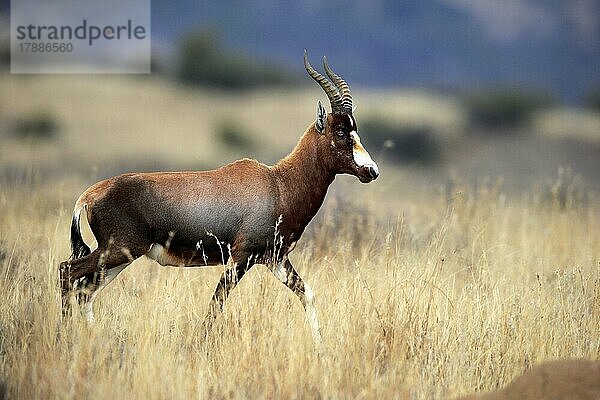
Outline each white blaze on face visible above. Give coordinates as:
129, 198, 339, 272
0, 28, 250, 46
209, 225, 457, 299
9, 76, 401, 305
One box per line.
350, 130, 379, 174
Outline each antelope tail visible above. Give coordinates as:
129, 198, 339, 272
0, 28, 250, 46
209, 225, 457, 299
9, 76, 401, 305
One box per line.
69, 205, 91, 260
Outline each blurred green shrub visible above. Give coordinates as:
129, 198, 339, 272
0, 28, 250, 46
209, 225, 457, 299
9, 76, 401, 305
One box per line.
14, 111, 60, 140
215, 120, 254, 150
464, 88, 554, 130
360, 118, 440, 165
584, 89, 600, 113
177, 31, 295, 89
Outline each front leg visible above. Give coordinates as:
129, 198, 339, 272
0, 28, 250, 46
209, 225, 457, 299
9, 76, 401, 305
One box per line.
271, 257, 323, 348
202, 255, 254, 334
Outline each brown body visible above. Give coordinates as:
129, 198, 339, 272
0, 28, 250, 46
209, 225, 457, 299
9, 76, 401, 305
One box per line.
80, 162, 278, 268
69, 124, 338, 275
59, 53, 379, 346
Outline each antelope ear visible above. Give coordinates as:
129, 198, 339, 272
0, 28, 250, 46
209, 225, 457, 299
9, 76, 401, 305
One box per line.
315, 100, 327, 134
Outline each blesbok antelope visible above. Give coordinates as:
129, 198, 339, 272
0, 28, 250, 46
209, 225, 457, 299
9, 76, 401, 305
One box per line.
59, 52, 379, 345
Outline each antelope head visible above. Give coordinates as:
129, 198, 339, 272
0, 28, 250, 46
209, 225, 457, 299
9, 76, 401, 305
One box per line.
304, 51, 379, 183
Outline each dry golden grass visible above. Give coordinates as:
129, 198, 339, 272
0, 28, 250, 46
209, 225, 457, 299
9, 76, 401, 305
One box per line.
0, 176, 598, 399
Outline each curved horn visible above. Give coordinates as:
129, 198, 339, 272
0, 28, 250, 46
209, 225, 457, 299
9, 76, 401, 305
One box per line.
323, 56, 353, 114
304, 50, 344, 113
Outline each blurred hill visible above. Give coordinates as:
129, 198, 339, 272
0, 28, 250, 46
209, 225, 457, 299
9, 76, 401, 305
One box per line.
1, 74, 599, 196
149, 0, 600, 102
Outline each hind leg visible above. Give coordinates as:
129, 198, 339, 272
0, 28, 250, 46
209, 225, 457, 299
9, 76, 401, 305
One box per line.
79, 261, 132, 322
59, 250, 100, 312
60, 244, 140, 321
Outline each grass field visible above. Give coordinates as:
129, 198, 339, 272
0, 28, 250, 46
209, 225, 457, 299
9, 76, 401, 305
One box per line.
0, 75, 598, 399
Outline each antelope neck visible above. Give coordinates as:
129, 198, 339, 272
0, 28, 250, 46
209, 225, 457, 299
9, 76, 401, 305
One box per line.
272, 128, 335, 237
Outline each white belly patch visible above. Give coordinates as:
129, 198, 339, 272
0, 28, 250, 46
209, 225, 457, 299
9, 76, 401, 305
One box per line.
146, 244, 185, 266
